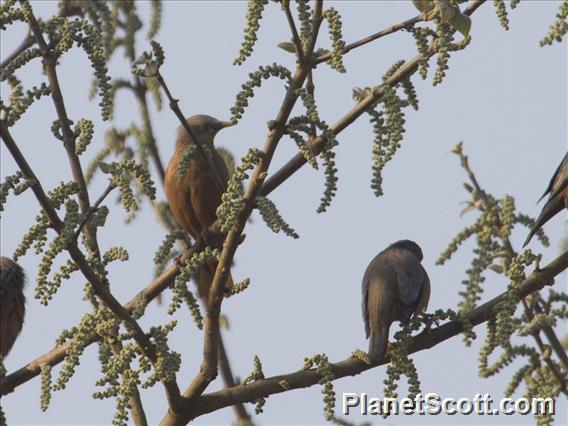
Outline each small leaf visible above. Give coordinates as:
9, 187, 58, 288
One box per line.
277, 41, 297, 53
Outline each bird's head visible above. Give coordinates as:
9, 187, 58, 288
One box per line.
388, 239, 423, 261
178, 114, 234, 146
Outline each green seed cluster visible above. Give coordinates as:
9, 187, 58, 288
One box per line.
408, 26, 433, 80
369, 84, 406, 197
35, 200, 80, 305
217, 148, 262, 232
37, 259, 79, 306
226, 278, 251, 297
526, 366, 560, 426
230, 64, 292, 122
1, 171, 34, 213
540, 0, 568, 46
40, 365, 52, 411
107, 159, 156, 214
323, 8, 346, 73
53, 311, 99, 391
296, 0, 312, 50
0, 46, 41, 82
74, 119, 95, 156
153, 227, 186, 271
176, 144, 199, 180
233, 0, 269, 65
436, 223, 481, 265
255, 196, 299, 239
244, 355, 266, 414
381, 320, 423, 417
103, 247, 129, 264
286, 116, 318, 169
0, 0, 25, 30
14, 181, 79, 261
147, 0, 162, 40
317, 130, 339, 213
350, 349, 372, 366
130, 293, 148, 321
303, 353, 335, 421
168, 248, 220, 328
432, 23, 451, 86
47, 15, 113, 121
1, 82, 51, 127
296, 88, 339, 213
145, 321, 181, 385
493, 0, 510, 31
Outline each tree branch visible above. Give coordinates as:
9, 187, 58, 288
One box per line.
173, 250, 568, 422
0, 33, 35, 70
262, 0, 485, 197
0, 121, 182, 412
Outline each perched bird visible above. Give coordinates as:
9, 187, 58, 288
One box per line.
164, 115, 234, 299
523, 152, 568, 247
362, 240, 431, 362
0, 257, 26, 357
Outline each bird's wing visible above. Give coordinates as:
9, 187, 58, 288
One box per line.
390, 250, 427, 322
190, 152, 230, 230
539, 152, 568, 202
362, 275, 370, 338
164, 154, 202, 238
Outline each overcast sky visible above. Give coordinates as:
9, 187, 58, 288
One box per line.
1, 1, 566, 425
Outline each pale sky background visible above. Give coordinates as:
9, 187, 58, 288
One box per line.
1, 1, 567, 425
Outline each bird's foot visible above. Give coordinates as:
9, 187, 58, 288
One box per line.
419, 312, 439, 333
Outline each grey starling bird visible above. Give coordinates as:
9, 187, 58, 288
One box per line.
362, 240, 431, 362
0, 256, 26, 357
523, 152, 568, 247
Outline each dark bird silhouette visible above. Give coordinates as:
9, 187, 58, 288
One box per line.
362, 240, 431, 362
0, 257, 26, 357
523, 152, 568, 247
164, 115, 234, 299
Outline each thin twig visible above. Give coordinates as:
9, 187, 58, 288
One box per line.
134, 80, 166, 183
283, 1, 304, 61
73, 180, 116, 240
154, 71, 227, 194
0, 33, 35, 70
314, 15, 424, 65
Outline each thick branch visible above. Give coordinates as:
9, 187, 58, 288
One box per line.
174, 251, 568, 422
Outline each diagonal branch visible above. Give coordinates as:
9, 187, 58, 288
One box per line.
0, 121, 182, 412
174, 250, 568, 422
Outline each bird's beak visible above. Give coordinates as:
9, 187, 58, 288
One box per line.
220, 120, 236, 129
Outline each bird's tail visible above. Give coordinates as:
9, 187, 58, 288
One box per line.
368, 322, 389, 363
523, 194, 565, 247
196, 260, 234, 300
